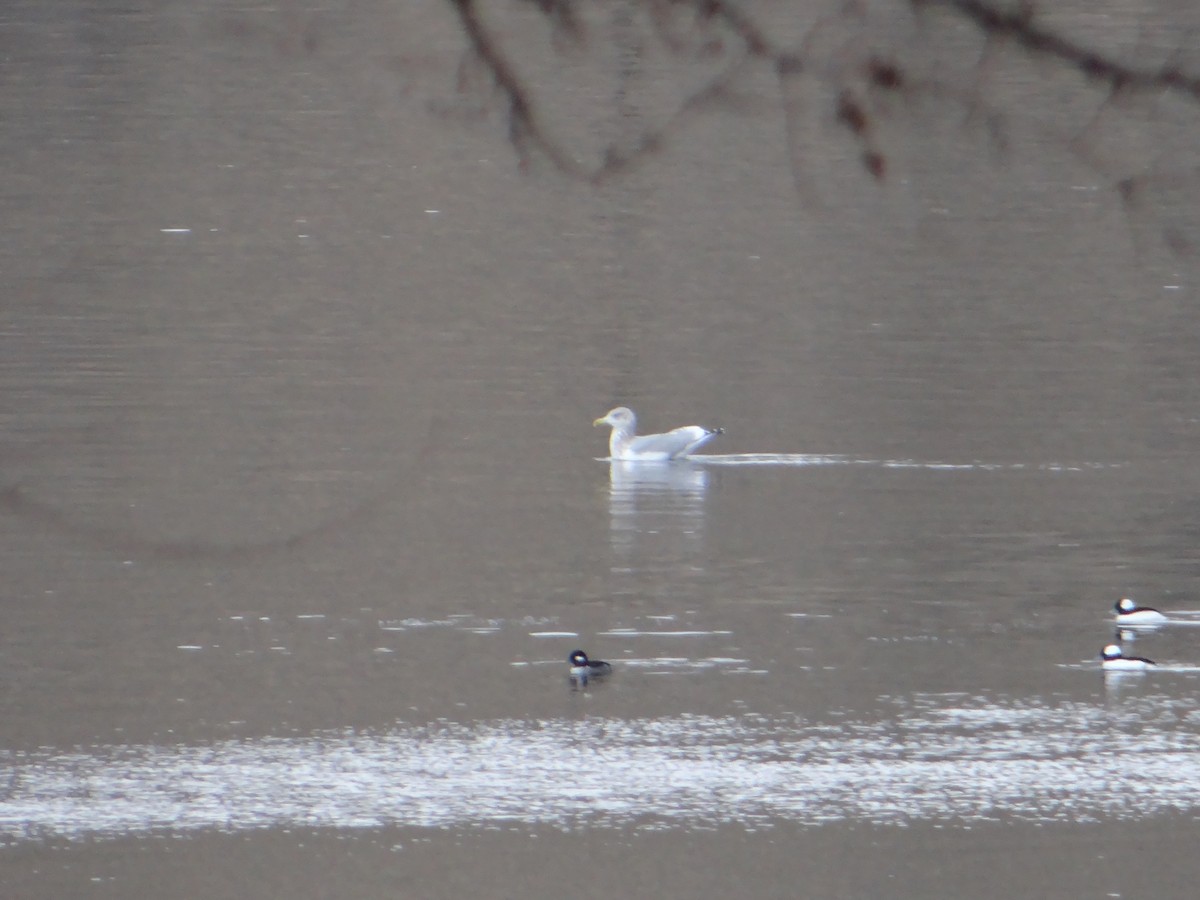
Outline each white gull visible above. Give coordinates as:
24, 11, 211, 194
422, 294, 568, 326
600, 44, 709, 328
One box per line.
593, 406, 723, 461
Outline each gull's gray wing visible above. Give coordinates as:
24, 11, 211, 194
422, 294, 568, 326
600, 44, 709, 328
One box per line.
627, 426, 720, 459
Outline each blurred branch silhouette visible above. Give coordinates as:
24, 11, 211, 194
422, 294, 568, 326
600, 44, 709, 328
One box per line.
933, 0, 1200, 99
0, 415, 447, 563
442, 0, 1200, 250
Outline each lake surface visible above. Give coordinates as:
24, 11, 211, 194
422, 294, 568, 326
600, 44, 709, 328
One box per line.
5, 1, 1200, 897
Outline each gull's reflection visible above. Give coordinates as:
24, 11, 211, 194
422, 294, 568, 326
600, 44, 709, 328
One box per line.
608, 459, 709, 494
605, 460, 709, 573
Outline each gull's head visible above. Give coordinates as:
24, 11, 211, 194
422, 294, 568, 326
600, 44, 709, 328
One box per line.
594, 407, 635, 429
1116, 597, 1137, 614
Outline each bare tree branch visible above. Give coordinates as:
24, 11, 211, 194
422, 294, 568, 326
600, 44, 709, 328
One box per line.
439, 0, 1200, 251
446, 0, 591, 177
922, 0, 1200, 100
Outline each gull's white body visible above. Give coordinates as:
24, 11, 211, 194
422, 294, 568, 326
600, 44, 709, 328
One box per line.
593, 406, 722, 461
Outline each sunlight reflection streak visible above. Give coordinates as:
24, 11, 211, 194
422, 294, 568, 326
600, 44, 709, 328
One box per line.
3, 696, 1198, 842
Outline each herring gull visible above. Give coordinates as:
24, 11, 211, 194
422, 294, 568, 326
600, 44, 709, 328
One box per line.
593, 406, 723, 461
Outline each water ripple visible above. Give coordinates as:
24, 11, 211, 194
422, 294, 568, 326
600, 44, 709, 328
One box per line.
3, 694, 1198, 842
693, 453, 1124, 472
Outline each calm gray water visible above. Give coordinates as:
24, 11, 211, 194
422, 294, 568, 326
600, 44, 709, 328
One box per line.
5, 1, 1200, 897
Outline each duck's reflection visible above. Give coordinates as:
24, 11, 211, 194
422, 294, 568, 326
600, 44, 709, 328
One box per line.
605, 460, 709, 573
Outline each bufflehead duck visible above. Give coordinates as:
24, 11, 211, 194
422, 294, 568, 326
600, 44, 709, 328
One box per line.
568, 649, 612, 685
1100, 644, 1156, 671
593, 407, 723, 461
1114, 597, 1168, 625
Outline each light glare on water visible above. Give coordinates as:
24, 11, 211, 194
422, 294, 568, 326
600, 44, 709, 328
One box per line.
4, 694, 1199, 843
